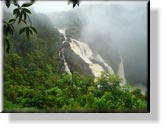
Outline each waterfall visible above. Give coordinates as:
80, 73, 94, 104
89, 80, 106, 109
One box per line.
58, 29, 114, 78
70, 39, 114, 77
59, 29, 71, 74
118, 56, 126, 85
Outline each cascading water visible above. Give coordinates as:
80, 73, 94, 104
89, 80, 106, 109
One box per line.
59, 29, 71, 74
70, 39, 114, 77
58, 29, 127, 82
118, 56, 126, 85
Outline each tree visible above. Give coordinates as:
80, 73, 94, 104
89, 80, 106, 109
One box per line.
3, 0, 80, 53
3, 0, 37, 53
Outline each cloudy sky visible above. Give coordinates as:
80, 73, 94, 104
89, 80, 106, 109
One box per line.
3, 1, 147, 13
31, 1, 147, 13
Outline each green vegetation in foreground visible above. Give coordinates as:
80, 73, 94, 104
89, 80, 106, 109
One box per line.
3, 70, 147, 112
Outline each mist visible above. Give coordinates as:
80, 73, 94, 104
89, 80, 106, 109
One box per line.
2, 1, 149, 112
4, 1, 148, 89
79, 3, 147, 54
76, 2, 148, 87
36, 1, 148, 89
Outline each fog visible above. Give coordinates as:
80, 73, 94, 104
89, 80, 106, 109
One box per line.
75, 2, 148, 87
32, 1, 148, 88
79, 3, 147, 55
4, 1, 148, 88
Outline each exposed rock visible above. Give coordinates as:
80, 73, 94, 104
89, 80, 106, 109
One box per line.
58, 29, 126, 82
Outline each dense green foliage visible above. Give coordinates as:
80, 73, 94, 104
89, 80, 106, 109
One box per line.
4, 68, 147, 112
4, 46, 147, 112
3, 1, 38, 53
3, 9, 147, 113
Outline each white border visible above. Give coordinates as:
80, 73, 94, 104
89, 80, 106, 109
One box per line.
1, 1, 165, 128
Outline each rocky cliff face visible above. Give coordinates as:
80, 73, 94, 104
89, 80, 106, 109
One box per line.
58, 29, 126, 83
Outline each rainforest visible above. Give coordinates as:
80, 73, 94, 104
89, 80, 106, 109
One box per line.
3, 1, 148, 112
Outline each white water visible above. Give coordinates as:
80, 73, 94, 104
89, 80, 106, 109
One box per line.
59, 29, 71, 74
58, 29, 115, 78
70, 39, 114, 77
118, 56, 126, 85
